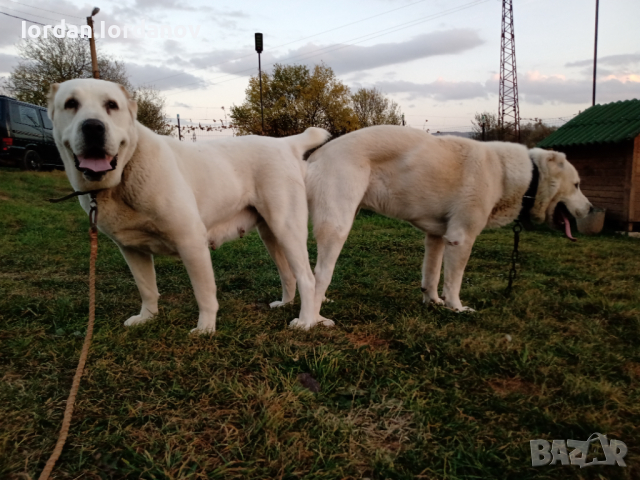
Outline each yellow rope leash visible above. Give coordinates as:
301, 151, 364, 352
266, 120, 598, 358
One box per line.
39, 194, 99, 480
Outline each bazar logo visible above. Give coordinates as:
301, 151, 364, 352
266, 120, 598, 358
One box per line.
530, 433, 627, 467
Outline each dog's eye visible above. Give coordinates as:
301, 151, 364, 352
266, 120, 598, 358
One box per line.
106, 100, 119, 111
64, 98, 78, 110
575, 183, 579, 189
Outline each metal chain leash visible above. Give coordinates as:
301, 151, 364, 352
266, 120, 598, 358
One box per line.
505, 219, 523, 297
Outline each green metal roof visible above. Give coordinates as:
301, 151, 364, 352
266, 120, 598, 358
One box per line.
537, 99, 640, 148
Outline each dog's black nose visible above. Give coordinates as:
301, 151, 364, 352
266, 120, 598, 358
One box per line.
81, 119, 105, 138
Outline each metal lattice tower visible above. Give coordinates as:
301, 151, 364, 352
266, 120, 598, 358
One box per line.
499, 0, 520, 141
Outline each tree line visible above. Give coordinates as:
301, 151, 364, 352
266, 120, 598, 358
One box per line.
470, 112, 558, 148
3, 36, 172, 135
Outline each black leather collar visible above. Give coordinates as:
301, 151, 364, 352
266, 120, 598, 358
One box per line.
519, 157, 539, 228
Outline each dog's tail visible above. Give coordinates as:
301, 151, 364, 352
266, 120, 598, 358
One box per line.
286, 127, 332, 161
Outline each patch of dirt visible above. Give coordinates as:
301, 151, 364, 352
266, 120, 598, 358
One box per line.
488, 377, 538, 397
0, 194, 10, 201
345, 333, 389, 350
624, 362, 640, 379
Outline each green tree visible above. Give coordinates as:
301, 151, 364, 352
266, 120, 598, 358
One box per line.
5, 36, 172, 135
230, 63, 358, 137
351, 87, 402, 128
5, 36, 131, 106
133, 86, 173, 136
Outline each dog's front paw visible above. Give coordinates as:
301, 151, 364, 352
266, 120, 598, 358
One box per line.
424, 296, 445, 306
270, 299, 292, 309
455, 306, 476, 313
190, 326, 216, 335
289, 318, 311, 330
289, 316, 335, 330
318, 315, 335, 327
124, 314, 154, 327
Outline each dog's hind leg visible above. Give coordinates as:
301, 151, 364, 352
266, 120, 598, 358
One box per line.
421, 234, 445, 305
312, 221, 353, 324
259, 187, 321, 331
307, 166, 369, 326
119, 246, 160, 327
257, 221, 297, 308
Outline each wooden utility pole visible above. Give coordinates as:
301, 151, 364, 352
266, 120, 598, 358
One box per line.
87, 7, 100, 79
482, 114, 486, 141
592, 0, 600, 106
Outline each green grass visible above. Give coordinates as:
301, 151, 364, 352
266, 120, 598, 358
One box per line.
1, 168, 639, 479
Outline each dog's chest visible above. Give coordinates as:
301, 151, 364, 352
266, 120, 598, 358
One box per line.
96, 197, 178, 255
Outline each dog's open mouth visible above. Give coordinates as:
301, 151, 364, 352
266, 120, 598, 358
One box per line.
553, 202, 577, 242
74, 153, 118, 181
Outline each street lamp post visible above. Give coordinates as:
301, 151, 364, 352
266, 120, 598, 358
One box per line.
87, 7, 100, 79
255, 33, 264, 135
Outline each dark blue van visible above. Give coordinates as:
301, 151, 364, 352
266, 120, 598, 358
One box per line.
0, 95, 63, 170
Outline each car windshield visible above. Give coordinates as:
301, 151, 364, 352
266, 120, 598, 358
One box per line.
40, 110, 53, 130
19, 105, 40, 127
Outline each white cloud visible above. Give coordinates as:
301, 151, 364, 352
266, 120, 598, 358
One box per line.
374, 78, 490, 101
566, 53, 640, 68
192, 28, 484, 78
520, 71, 640, 105
125, 63, 205, 90
370, 68, 639, 105
0, 52, 20, 75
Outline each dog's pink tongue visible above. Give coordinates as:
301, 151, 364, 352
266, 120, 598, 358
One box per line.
560, 211, 577, 242
78, 155, 113, 172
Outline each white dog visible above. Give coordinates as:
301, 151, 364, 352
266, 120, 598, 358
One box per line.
48, 78, 330, 333
301, 125, 593, 327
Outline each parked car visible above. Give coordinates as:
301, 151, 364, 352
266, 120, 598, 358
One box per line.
0, 95, 63, 170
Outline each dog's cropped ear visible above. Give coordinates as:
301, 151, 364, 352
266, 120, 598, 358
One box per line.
47, 83, 60, 121
119, 85, 138, 121
547, 151, 566, 168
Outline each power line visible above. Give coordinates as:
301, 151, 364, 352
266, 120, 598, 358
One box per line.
0, 10, 45, 25
141, 0, 431, 87
0, 0, 84, 19
0, 4, 65, 23
165, 0, 489, 96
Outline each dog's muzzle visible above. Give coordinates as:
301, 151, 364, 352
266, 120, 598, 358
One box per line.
74, 119, 118, 181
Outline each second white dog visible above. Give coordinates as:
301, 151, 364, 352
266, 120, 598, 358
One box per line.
303, 125, 593, 327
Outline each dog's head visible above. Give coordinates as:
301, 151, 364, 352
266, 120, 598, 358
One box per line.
48, 78, 138, 190
528, 148, 593, 240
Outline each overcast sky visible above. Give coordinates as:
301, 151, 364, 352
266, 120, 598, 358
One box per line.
1, 0, 638, 133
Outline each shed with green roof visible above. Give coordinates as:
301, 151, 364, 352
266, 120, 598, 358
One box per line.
537, 99, 640, 231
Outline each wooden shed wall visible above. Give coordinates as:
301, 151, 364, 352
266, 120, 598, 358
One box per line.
632, 135, 640, 223
558, 142, 634, 224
